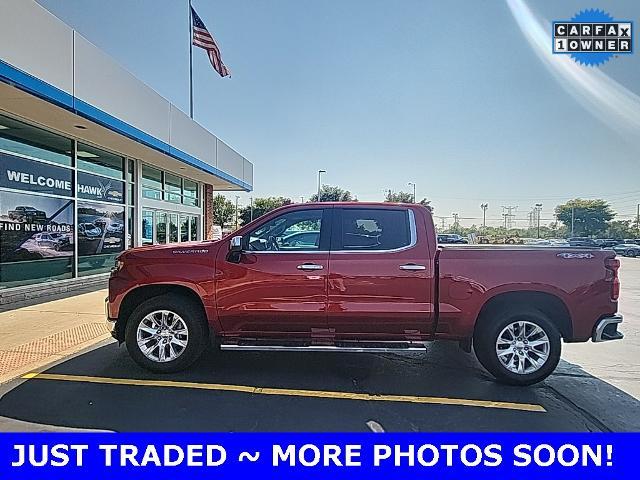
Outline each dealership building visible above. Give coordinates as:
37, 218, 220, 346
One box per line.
0, 0, 253, 302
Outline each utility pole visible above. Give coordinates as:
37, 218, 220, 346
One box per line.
636, 203, 640, 235
250, 197, 254, 222
235, 195, 240, 230
407, 182, 416, 203
535, 203, 543, 238
501, 206, 517, 230
452, 213, 459, 232
480, 203, 488, 229
434, 216, 447, 230
317, 170, 326, 201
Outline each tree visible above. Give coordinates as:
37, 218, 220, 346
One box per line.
212, 194, 235, 229
310, 185, 354, 202
555, 199, 615, 237
607, 220, 636, 239
384, 190, 433, 212
239, 196, 292, 224
385, 190, 414, 203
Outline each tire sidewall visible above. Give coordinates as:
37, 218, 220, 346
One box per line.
474, 309, 561, 386
125, 295, 207, 373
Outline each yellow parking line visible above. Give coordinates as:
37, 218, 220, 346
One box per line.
21, 372, 545, 412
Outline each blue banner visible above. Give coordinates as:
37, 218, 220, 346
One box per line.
0, 433, 636, 479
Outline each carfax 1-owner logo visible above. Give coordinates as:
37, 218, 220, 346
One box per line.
553, 9, 633, 66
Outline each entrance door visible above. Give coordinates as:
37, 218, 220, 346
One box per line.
327, 206, 435, 339
215, 207, 331, 336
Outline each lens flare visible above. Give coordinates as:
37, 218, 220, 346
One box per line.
506, 0, 640, 142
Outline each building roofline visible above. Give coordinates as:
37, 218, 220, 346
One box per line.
0, 59, 251, 191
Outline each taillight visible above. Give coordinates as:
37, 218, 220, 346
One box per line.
605, 257, 620, 301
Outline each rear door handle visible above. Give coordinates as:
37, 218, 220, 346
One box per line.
297, 263, 324, 271
399, 264, 426, 271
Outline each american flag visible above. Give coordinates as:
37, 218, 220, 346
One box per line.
191, 7, 230, 77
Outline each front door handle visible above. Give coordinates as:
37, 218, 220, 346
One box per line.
297, 263, 324, 271
399, 264, 426, 271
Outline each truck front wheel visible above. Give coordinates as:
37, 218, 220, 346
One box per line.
473, 309, 561, 386
125, 294, 208, 373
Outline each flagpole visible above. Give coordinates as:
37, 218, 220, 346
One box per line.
188, 0, 194, 118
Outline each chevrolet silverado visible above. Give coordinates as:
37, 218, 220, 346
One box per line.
107, 202, 623, 385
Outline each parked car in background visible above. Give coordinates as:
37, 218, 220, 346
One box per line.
599, 239, 620, 248
78, 222, 102, 238
568, 237, 599, 247
106, 221, 124, 234
108, 202, 623, 386
34, 232, 70, 251
613, 243, 640, 258
8, 206, 47, 222
437, 234, 468, 244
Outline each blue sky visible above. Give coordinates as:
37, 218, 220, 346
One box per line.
36, 0, 640, 227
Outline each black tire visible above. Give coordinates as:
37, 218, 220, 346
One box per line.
473, 308, 561, 386
125, 294, 208, 373
625, 249, 637, 258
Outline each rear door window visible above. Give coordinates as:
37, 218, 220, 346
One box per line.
335, 208, 412, 251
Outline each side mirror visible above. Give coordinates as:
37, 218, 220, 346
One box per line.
227, 235, 243, 263
230, 235, 243, 252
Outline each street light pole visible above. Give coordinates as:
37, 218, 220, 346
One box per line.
571, 207, 575, 237
535, 203, 543, 238
480, 203, 488, 229
249, 196, 253, 222
317, 170, 326, 201
407, 182, 416, 203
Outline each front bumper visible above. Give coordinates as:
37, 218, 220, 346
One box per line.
592, 314, 624, 342
105, 297, 118, 340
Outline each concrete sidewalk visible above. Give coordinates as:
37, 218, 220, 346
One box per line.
0, 289, 112, 384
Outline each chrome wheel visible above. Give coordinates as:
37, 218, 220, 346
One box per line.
136, 310, 189, 363
496, 320, 550, 375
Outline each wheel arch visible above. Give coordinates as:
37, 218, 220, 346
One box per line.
475, 290, 573, 340
114, 284, 209, 343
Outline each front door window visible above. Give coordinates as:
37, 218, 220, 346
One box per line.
247, 209, 324, 252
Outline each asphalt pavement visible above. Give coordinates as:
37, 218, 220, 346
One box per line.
0, 259, 638, 432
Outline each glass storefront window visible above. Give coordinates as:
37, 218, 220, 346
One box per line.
77, 201, 125, 277
142, 210, 154, 245
128, 207, 134, 248
0, 114, 72, 167
169, 213, 178, 243
76, 143, 124, 179
180, 215, 189, 242
142, 165, 162, 200
0, 191, 74, 287
183, 180, 199, 206
127, 159, 135, 183
156, 212, 167, 244
164, 173, 182, 204
190, 216, 199, 241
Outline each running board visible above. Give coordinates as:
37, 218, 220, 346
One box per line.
219, 341, 428, 354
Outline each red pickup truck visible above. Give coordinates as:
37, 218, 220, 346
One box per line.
107, 202, 623, 385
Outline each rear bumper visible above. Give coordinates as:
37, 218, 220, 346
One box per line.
592, 314, 624, 342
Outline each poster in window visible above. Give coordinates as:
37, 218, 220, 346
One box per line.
77, 201, 125, 255
0, 190, 74, 263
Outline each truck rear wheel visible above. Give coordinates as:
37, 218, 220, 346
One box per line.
473, 308, 561, 386
125, 294, 208, 373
